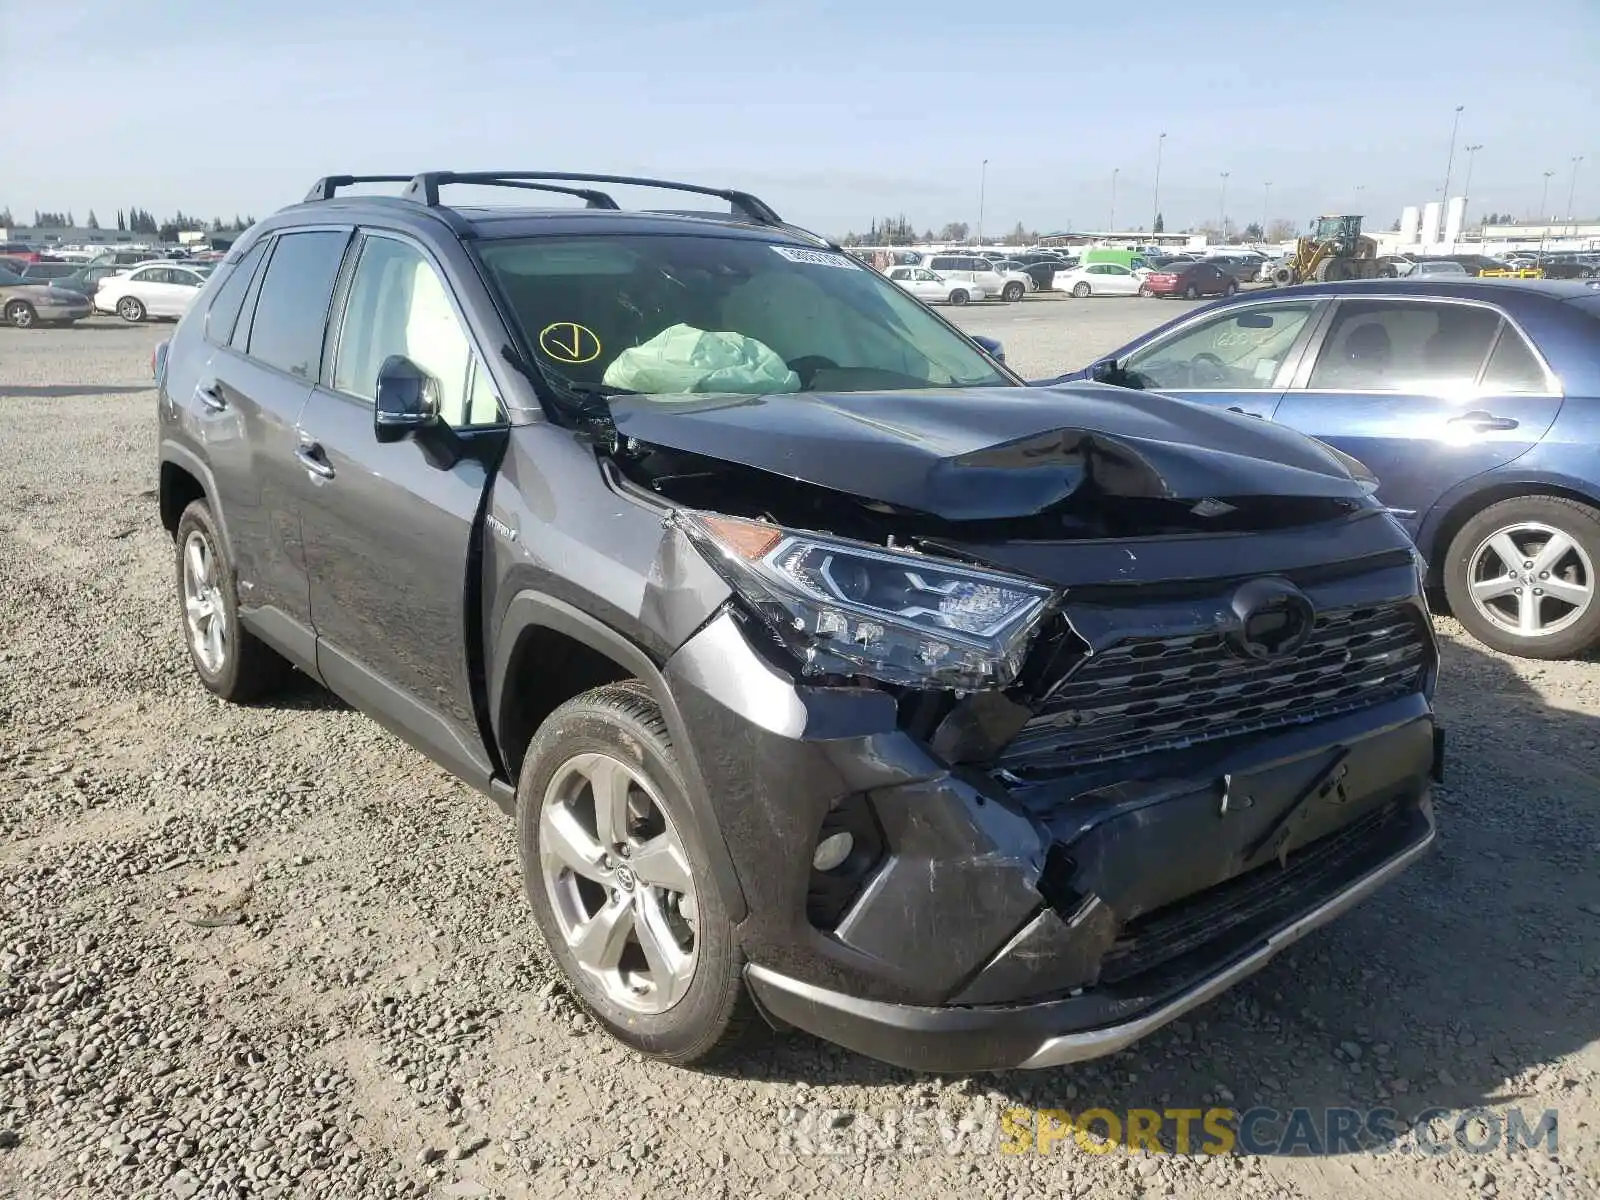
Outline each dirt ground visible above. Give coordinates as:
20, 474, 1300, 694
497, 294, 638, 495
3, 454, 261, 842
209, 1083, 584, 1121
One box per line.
1, 315, 1596, 1200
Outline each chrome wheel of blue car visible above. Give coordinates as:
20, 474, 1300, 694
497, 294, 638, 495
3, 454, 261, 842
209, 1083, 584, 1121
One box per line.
1467, 521, 1594, 639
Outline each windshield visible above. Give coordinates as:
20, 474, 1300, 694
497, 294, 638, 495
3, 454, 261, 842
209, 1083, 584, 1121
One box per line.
475, 235, 1011, 402
0, 266, 24, 286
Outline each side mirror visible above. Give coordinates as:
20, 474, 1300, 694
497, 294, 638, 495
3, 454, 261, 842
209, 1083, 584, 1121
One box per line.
1089, 358, 1118, 383
374, 355, 440, 443
970, 334, 1006, 363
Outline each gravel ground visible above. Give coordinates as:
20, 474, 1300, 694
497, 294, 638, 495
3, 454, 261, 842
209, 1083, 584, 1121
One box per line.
2, 313, 1597, 1200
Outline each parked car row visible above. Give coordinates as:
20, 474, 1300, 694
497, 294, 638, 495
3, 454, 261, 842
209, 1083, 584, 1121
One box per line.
0, 255, 213, 327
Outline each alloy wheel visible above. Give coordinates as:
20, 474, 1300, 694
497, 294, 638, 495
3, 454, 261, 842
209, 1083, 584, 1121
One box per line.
1466, 521, 1595, 638
181, 530, 228, 672
7, 302, 34, 328
540, 751, 698, 1014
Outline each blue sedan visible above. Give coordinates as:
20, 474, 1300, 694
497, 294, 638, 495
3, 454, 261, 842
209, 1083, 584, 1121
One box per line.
1042, 279, 1600, 659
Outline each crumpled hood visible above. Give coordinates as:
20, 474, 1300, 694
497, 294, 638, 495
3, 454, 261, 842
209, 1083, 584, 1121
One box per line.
608, 383, 1369, 520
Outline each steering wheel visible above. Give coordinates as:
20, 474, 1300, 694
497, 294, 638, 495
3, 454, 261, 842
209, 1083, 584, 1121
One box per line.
1187, 352, 1230, 387
786, 355, 838, 387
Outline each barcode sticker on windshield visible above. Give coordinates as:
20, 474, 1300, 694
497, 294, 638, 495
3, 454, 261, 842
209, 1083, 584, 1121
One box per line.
771, 246, 859, 270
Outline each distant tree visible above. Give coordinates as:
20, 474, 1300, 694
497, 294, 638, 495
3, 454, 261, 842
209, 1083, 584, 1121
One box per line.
1242, 221, 1264, 240
1266, 218, 1297, 241
1390, 217, 1401, 231
210, 216, 224, 233
65, 211, 74, 227
938, 221, 969, 242
1153, 212, 1165, 233
85, 210, 100, 230
116, 209, 126, 232
922, 229, 935, 242
0, 206, 12, 227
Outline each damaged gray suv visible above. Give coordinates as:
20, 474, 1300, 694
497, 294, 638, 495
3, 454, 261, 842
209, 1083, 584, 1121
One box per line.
155, 172, 1443, 1072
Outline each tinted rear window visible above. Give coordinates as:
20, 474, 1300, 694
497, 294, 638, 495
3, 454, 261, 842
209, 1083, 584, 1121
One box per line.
244, 231, 350, 378
205, 242, 267, 346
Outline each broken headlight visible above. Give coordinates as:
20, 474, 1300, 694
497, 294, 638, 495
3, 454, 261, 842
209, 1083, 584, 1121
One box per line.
677, 512, 1056, 690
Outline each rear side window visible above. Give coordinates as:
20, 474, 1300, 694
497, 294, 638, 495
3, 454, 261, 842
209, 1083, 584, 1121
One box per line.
244, 230, 351, 379
205, 242, 266, 346
1306, 300, 1500, 392
1480, 326, 1551, 393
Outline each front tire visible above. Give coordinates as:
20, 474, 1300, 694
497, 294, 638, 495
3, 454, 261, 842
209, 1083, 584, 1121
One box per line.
117, 296, 146, 323
1223, 281, 1239, 296
5, 300, 36, 329
174, 500, 293, 700
1184, 283, 1200, 299
518, 683, 756, 1065
948, 289, 970, 306
1002, 282, 1025, 302
1442, 495, 1600, 659
1072, 281, 1092, 298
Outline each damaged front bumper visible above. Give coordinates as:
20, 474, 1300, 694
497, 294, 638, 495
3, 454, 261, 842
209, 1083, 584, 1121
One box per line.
659, 538, 1441, 1073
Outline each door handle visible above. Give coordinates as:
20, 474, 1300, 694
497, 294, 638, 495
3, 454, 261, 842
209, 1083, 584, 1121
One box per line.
1448, 410, 1518, 432
195, 384, 227, 412
295, 440, 335, 480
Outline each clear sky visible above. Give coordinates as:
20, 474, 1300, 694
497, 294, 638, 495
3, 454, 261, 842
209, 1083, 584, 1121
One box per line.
2, 0, 1596, 237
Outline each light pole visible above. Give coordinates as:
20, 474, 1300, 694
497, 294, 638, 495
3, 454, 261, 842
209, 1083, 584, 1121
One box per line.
1261, 181, 1272, 242
1567, 155, 1584, 224
977, 159, 988, 245
1538, 169, 1556, 256
1110, 167, 1120, 232
1152, 132, 1166, 232
1441, 104, 1464, 202
1462, 144, 1483, 227
1218, 172, 1230, 242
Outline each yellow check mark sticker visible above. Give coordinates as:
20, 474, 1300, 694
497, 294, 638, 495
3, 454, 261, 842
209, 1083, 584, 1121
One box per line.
537, 322, 602, 364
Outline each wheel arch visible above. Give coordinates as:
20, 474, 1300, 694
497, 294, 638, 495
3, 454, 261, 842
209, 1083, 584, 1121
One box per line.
491, 591, 748, 921
1418, 472, 1600, 588
158, 445, 236, 563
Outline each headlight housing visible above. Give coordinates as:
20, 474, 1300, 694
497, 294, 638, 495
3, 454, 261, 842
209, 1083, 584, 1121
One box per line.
676, 511, 1056, 690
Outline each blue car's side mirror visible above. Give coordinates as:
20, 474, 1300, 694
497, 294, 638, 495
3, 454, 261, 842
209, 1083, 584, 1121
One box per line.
970, 334, 1005, 363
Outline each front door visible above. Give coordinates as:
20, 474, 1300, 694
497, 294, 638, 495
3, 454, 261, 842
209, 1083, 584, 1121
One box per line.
1115, 296, 1326, 418
295, 231, 506, 785
1271, 297, 1564, 532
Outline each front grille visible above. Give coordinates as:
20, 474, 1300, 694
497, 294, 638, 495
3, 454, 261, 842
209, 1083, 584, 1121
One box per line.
1003, 603, 1428, 773
1097, 802, 1413, 986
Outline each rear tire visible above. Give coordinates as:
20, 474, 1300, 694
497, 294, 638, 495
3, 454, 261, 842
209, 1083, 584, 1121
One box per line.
1442, 495, 1600, 659
1002, 282, 1025, 302
174, 500, 294, 701
1184, 284, 1200, 299
949, 289, 970, 306
1072, 282, 1092, 298
1271, 266, 1296, 286
517, 683, 757, 1066
1137, 284, 1151, 297
1224, 281, 1239, 296
117, 296, 146, 323
5, 300, 36, 329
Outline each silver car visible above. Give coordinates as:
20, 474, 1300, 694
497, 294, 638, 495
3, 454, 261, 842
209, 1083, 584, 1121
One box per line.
0, 264, 94, 328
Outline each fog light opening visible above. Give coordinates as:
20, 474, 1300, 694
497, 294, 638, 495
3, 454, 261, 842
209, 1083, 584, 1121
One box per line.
812, 831, 855, 873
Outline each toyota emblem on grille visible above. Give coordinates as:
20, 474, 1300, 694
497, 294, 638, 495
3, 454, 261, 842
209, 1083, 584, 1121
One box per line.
1227, 578, 1316, 662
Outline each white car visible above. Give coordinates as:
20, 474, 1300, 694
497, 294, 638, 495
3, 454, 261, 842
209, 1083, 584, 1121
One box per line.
94, 262, 209, 322
921, 253, 1027, 302
1056, 262, 1147, 297
884, 265, 987, 306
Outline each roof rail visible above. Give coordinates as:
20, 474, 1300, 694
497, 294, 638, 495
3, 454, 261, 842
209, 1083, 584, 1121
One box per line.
402, 172, 783, 226
303, 175, 415, 202
438, 179, 622, 210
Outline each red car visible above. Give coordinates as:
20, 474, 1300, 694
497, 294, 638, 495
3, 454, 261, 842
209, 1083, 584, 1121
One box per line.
1140, 259, 1240, 299
0, 242, 44, 264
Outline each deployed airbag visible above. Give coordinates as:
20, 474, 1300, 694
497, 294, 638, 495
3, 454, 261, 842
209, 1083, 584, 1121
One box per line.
603, 324, 801, 397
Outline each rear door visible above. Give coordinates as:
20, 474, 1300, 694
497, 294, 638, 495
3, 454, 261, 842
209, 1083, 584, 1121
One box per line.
195, 229, 353, 668
1272, 297, 1564, 531
295, 230, 506, 786
1116, 296, 1325, 418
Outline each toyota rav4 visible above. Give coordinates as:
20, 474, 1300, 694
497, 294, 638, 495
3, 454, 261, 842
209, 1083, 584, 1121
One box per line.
155, 171, 1443, 1072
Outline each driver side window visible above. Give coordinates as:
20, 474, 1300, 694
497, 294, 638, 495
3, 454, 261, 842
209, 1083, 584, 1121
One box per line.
1125, 301, 1318, 390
